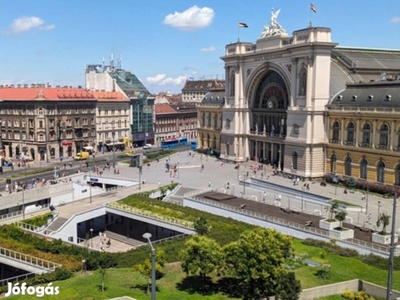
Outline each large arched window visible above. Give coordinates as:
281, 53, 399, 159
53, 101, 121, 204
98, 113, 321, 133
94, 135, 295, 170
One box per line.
332, 121, 340, 141
229, 70, 235, 97
345, 156, 352, 176
347, 122, 355, 142
360, 158, 368, 179
201, 113, 205, 127
379, 123, 389, 147
377, 160, 385, 183
362, 123, 371, 145
292, 152, 298, 170
330, 153, 337, 173
395, 165, 400, 186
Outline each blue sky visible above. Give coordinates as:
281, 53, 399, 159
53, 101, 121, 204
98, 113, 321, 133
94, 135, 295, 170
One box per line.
0, 0, 399, 94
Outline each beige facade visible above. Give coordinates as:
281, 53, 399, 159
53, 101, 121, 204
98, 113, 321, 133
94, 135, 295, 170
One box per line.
0, 86, 97, 161
196, 91, 225, 153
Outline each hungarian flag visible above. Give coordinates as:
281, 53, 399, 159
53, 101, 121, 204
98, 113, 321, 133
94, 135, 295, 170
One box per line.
311, 3, 317, 13
238, 22, 248, 28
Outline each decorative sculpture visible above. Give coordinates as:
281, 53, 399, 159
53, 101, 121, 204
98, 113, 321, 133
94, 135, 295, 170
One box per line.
259, 8, 287, 39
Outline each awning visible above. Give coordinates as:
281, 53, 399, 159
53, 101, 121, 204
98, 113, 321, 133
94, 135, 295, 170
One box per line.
62, 141, 73, 146
83, 146, 94, 151
104, 142, 125, 147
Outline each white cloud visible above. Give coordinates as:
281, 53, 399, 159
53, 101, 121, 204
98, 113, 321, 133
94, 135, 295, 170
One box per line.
390, 17, 400, 23
3, 16, 55, 35
146, 74, 187, 86
164, 5, 215, 31
200, 46, 217, 52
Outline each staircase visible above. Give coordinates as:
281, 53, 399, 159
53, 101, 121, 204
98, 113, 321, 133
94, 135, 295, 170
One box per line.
46, 217, 68, 232
104, 231, 145, 248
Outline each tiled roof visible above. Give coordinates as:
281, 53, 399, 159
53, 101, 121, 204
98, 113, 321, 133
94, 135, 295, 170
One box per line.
0, 87, 95, 101
182, 79, 225, 92
90, 91, 128, 101
154, 104, 177, 114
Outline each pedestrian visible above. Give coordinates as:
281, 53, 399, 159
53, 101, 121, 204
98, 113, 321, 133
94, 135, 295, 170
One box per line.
158, 180, 161, 187
367, 213, 371, 224
361, 193, 365, 201
208, 181, 211, 188
263, 191, 267, 203
226, 182, 230, 189
278, 194, 281, 202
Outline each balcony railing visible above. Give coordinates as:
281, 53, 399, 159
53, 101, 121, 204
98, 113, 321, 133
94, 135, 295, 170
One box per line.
358, 143, 372, 148
375, 144, 389, 150
249, 130, 286, 139
343, 141, 356, 146
329, 139, 339, 144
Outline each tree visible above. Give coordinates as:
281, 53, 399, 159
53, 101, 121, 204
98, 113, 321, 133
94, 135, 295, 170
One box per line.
223, 228, 293, 299
335, 211, 348, 229
325, 201, 339, 220
179, 235, 223, 288
194, 216, 210, 235
377, 212, 391, 234
347, 177, 356, 190
276, 272, 302, 300
133, 248, 165, 295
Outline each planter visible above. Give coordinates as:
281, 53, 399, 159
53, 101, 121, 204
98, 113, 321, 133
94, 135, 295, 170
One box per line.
329, 228, 354, 240
372, 232, 398, 245
319, 219, 340, 230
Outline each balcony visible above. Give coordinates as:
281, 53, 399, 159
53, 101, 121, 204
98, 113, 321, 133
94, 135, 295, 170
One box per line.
358, 143, 372, 148
343, 141, 356, 146
375, 144, 389, 150
329, 139, 339, 144
249, 130, 285, 139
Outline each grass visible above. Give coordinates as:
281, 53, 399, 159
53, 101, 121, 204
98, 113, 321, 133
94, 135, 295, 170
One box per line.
6, 264, 238, 300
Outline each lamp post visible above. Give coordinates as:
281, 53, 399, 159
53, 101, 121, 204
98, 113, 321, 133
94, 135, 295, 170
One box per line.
111, 121, 115, 168
90, 228, 93, 248
366, 182, 369, 214
333, 174, 338, 195
143, 232, 156, 300
89, 176, 92, 204
378, 200, 381, 219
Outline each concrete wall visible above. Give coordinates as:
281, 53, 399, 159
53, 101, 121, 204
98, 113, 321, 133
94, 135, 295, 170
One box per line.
300, 279, 400, 300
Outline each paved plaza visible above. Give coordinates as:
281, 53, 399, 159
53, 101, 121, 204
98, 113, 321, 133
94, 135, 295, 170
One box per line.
2, 149, 398, 244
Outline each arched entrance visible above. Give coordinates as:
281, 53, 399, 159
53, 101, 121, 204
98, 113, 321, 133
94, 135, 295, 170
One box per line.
249, 70, 289, 169
30, 148, 35, 160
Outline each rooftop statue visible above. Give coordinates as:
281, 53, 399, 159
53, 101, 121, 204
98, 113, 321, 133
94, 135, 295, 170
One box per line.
260, 8, 286, 39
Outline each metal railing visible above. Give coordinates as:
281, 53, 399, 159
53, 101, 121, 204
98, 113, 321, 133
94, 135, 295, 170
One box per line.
0, 272, 36, 287
0, 246, 62, 272
184, 195, 392, 256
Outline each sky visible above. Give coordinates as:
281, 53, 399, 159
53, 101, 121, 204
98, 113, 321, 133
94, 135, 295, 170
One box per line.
0, 0, 399, 94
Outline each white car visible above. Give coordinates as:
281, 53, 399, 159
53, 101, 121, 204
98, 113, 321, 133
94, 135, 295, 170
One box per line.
143, 144, 152, 149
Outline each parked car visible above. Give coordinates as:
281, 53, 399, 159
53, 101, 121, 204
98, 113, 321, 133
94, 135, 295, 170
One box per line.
143, 144, 152, 149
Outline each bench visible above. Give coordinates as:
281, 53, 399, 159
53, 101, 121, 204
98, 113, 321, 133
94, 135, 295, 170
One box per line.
291, 210, 301, 214
305, 221, 313, 226
281, 208, 292, 213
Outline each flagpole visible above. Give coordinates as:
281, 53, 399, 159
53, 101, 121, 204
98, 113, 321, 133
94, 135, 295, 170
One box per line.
238, 20, 240, 42
309, 0, 312, 27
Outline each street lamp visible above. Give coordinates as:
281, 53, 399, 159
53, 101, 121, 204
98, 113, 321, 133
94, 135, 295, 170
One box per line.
378, 200, 381, 219
90, 228, 93, 248
142, 232, 156, 300
333, 174, 338, 195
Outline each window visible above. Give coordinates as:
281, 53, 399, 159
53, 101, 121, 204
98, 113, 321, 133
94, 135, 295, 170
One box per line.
201, 113, 205, 127
292, 152, 298, 170
332, 121, 340, 141
207, 113, 211, 127
38, 108, 44, 115
39, 134, 44, 141
347, 122, 355, 142
213, 113, 218, 128
377, 160, 385, 183
360, 158, 368, 179
379, 123, 389, 146
225, 119, 231, 130
345, 156, 352, 176
362, 123, 371, 144
39, 121, 44, 128
330, 153, 337, 173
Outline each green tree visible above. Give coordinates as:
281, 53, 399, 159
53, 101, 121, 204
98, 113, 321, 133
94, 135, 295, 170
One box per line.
277, 272, 302, 300
335, 211, 348, 229
325, 201, 339, 220
179, 235, 223, 287
223, 228, 293, 299
194, 216, 210, 235
377, 212, 391, 234
347, 177, 356, 190
133, 248, 165, 295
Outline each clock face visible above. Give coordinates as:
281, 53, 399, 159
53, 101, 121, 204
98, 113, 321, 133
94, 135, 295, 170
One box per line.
267, 100, 273, 109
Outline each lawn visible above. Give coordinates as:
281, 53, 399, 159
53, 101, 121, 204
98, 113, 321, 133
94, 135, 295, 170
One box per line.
6, 263, 239, 300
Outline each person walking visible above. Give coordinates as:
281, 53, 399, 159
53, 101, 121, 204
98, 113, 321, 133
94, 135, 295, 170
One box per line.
263, 191, 267, 203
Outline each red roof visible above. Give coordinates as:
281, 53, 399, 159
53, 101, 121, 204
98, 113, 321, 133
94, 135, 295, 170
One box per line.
0, 87, 95, 101
154, 104, 177, 114
90, 91, 128, 101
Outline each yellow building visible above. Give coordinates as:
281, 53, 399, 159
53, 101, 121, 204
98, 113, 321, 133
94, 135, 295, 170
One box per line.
196, 91, 225, 155
327, 80, 400, 186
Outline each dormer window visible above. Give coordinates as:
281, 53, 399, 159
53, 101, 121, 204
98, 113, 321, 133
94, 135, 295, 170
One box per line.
337, 95, 342, 101
386, 94, 392, 101
368, 95, 373, 101
352, 95, 357, 101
